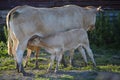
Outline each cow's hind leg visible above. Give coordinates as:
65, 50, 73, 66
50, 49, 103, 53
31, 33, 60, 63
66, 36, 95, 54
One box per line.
16, 47, 26, 74
16, 41, 32, 76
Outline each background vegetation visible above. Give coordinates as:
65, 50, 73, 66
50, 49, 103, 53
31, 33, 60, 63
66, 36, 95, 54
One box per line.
88, 10, 120, 49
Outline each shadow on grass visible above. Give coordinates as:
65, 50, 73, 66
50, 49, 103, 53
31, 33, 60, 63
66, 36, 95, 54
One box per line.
0, 69, 120, 80
39, 70, 120, 80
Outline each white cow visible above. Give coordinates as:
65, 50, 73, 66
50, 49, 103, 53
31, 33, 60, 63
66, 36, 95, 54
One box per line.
6, 5, 101, 75
28, 28, 96, 72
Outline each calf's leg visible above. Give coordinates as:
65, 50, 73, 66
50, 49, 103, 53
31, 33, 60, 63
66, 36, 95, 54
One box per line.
78, 46, 88, 66
55, 53, 62, 73
34, 47, 40, 69
69, 49, 74, 66
47, 54, 55, 72
84, 45, 96, 67
24, 48, 31, 68
61, 54, 67, 67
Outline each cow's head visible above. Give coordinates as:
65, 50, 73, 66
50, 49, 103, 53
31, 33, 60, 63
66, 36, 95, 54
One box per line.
83, 6, 103, 31
87, 24, 95, 31
85, 6, 103, 13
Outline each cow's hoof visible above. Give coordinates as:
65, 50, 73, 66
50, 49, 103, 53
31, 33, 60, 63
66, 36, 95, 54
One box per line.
54, 70, 58, 73
63, 64, 68, 68
46, 70, 53, 73
93, 64, 97, 68
23, 72, 34, 76
84, 63, 88, 67
33, 66, 39, 70
24, 65, 27, 68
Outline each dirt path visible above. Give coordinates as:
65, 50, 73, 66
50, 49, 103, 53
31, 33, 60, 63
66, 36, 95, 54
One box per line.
0, 70, 120, 80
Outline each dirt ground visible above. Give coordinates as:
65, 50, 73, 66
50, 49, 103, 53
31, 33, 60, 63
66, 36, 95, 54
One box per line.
0, 69, 120, 80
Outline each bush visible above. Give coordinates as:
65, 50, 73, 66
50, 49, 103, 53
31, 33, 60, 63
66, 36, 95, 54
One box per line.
88, 11, 120, 49
0, 25, 8, 57
0, 41, 8, 57
0, 25, 7, 43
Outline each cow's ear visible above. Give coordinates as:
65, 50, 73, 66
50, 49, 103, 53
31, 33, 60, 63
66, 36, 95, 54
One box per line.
97, 6, 104, 12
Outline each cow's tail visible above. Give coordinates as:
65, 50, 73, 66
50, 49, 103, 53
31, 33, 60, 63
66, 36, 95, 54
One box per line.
6, 6, 21, 55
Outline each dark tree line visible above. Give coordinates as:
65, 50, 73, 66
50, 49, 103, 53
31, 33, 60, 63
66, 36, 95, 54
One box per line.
88, 11, 120, 49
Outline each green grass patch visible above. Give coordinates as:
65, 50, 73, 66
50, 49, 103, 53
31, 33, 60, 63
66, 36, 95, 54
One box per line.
0, 57, 15, 70
97, 65, 120, 73
60, 74, 74, 80
35, 77, 49, 80
0, 48, 120, 80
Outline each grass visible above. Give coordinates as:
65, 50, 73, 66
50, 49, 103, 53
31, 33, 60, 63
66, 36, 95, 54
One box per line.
0, 48, 120, 80
60, 74, 74, 80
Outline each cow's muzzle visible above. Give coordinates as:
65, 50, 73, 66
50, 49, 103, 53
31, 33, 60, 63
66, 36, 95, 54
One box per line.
88, 25, 95, 31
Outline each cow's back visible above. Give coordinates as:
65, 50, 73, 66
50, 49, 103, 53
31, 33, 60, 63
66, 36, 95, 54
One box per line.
9, 5, 84, 38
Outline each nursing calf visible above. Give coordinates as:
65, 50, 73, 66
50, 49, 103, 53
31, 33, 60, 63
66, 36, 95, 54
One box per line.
29, 28, 96, 72
24, 43, 40, 68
